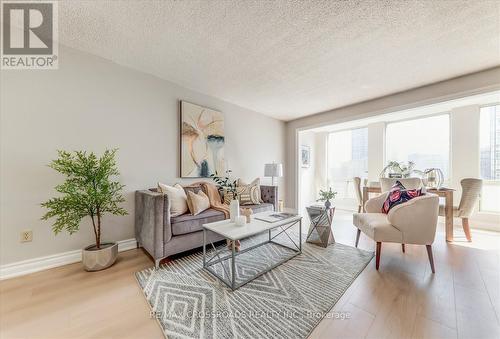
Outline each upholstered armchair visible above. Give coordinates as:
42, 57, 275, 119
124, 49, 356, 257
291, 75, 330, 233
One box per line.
439, 178, 482, 242
353, 192, 439, 273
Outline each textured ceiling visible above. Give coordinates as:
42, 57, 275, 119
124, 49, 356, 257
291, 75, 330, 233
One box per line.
57, 0, 500, 121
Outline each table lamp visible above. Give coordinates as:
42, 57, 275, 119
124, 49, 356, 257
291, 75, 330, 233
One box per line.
264, 163, 283, 186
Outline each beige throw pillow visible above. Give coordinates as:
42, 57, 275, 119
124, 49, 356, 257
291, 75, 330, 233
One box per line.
237, 178, 261, 205
186, 190, 210, 216
157, 182, 188, 217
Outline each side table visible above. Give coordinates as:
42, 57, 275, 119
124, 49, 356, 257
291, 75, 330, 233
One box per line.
305, 206, 335, 247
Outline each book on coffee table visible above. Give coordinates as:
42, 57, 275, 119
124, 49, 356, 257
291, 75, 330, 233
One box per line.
254, 212, 297, 223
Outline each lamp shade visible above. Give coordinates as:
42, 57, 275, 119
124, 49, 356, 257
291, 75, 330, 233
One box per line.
264, 163, 283, 177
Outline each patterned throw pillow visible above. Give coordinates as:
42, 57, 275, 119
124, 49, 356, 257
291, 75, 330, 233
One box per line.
222, 189, 235, 205
382, 181, 423, 214
236, 178, 261, 205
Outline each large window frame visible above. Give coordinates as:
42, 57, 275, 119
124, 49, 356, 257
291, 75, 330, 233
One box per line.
479, 103, 500, 214
326, 126, 369, 203
385, 113, 452, 180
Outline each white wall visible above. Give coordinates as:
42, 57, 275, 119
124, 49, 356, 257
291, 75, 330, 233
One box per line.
0, 45, 286, 265
298, 131, 316, 215
450, 105, 481, 191
314, 132, 328, 195
297, 131, 330, 216
367, 122, 386, 182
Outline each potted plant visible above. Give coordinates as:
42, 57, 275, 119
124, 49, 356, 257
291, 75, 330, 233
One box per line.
210, 170, 239, 221
379, 161, 416, 178
41, 149, 127, 271
317, 187, 337, 209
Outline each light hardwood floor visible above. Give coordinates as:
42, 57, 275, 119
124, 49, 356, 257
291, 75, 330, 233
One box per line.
1, 211, 499, 339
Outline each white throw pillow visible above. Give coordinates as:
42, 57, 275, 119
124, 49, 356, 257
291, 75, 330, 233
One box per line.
157, 182, 188, 217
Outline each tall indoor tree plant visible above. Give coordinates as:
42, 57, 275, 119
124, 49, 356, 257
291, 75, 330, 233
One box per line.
41, 149, 127, 271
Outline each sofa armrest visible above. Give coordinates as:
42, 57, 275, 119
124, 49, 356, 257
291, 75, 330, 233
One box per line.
365, 193, 388, 213
260, 185, 278, 210
387, 193, 439, 245
135, 189, 171, 260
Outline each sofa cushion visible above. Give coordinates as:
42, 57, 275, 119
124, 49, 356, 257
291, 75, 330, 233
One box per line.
353, 213, 403, 243
222, 188, 235, 205
237, 178, 262, 204
157, 182, 188, 217
186, 190, 210, 216
183, 184, 203, 195
245, 203, 274, 214
171, 208, 225, 236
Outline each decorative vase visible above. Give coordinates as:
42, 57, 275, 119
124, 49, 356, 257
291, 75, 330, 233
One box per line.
230, 199, 240, 222
324, 200, 331, 209
422, 168, 444, 188
82, 242, 118, 271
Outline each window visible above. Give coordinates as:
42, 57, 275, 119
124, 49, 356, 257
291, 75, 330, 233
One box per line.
386, 115, 450, 178
480, 105, 500, 212
327, 128, 368, 201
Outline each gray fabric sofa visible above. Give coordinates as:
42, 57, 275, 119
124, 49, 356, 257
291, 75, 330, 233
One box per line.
135, 185, 278, 268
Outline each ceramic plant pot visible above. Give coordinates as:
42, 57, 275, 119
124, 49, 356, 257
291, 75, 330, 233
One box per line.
82, 242, 118, 271
324, 200, 331, 209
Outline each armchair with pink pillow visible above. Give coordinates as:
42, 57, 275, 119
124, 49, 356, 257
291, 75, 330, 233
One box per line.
353, 186, 439, 273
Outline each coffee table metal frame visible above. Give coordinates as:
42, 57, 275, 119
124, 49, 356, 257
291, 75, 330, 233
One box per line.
202, 217, 302, 291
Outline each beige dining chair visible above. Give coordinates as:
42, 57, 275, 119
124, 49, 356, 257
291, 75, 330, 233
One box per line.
439, 178, 482, 242
353, 177, 363, 213
354, 192, 439, 273
380, 177, 422, 192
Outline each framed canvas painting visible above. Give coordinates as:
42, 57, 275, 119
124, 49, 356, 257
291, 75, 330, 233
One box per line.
301, 145, 310, 168
180, 101, 225, 177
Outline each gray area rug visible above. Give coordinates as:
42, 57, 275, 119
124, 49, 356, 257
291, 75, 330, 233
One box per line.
135, 234, 373, 339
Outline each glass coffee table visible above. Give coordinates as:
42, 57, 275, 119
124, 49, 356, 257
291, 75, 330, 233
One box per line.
202, 211, 302, 290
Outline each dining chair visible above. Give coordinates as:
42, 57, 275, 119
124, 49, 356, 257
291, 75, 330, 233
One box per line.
353, 177, 363, 213
380, 177, 422, 192
438, 178, 482, 242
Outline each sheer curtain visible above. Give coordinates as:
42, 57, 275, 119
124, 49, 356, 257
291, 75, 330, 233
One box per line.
327, 128, 368, 209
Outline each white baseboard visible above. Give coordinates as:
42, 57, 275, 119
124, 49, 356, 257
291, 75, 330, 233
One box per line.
0, 238, 137, 281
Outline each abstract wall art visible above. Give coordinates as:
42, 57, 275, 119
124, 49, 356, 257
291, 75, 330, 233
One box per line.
180, 101, 225, 177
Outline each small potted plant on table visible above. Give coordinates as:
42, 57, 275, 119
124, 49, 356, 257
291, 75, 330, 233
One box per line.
380, 161, 416, 178
317, 187, 337, 209
210, 170, 239, 221
41, 149, 127, 271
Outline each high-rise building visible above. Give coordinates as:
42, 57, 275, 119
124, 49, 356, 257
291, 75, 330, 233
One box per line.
351, 128, 368, 178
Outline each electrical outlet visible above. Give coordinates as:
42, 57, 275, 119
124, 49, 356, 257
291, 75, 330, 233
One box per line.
21, 230, 33, 242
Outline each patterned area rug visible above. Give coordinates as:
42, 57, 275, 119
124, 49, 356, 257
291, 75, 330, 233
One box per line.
135, 234, 373, 339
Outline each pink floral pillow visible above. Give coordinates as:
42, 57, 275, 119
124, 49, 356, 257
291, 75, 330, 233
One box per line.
382, 181, 423, 214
